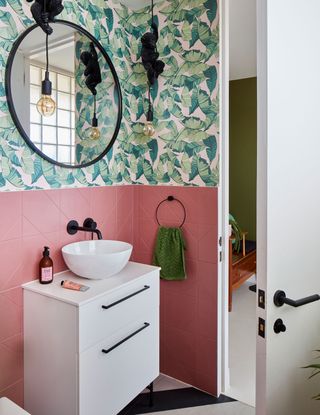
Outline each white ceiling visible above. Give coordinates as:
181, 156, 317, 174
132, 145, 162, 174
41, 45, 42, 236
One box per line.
229, 0, 257, 80
34, 45, 75, 74
18, 25, 77, 73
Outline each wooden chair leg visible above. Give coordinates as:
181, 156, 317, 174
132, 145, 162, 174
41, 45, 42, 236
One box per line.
229, 237, 233, 312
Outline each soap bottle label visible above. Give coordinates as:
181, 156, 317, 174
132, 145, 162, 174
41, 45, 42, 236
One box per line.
41, 267, 53, 282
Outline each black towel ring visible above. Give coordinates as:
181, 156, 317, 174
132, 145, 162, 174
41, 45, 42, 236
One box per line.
155, 196, 187, 228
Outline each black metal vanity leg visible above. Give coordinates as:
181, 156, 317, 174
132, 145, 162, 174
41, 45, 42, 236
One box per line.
148, 382, 154, 407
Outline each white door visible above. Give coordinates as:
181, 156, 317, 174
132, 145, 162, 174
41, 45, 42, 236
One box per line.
256, 1, 320, 414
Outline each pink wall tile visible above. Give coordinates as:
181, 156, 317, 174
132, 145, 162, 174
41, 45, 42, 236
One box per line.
198, 224, 218, 263
0, 334, 23, 389
0, 186, 134, 406
195, 336, 217, 395
162, 326, 197, 386
0, 289, 22, 343
60, 188, 91, 223
160, 259, 198, 297
165, 291, 198, 333
134, 186, 218, 395
0, 192, 22, 242
116, 186, 134, 244
0, 184, 218, 405
0, 240, 23, 291
90, 187, 117, 239
23, 191, 61, 236
0, 381, 24, 409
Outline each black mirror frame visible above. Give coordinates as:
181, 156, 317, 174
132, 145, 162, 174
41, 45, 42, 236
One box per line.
5, 19, 123, 169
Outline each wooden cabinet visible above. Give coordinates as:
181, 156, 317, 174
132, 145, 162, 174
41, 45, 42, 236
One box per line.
23, 262, 160, 415
229, 237, 256, 311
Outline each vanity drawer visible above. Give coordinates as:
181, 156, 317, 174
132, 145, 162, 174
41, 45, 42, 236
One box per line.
79, 313, 159, 415
78, 271, 159, 352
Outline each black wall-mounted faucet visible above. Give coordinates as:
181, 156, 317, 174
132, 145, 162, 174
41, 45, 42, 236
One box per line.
67, 218, 103, 240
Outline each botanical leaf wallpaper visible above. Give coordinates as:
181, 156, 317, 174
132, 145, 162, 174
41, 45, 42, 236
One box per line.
0, 0, 219, 190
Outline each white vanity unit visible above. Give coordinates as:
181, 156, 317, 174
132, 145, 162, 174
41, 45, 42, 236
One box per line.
22, 262, 160, 415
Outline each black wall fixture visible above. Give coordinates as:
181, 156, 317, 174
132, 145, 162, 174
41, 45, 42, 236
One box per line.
80, 43, 102, 96
26, 0, 64, 34
141, 0, 165, 137
141, 22, 165, 86
80, 43, 103, 140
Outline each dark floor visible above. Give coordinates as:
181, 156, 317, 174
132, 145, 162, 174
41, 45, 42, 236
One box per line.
119, 388, 236, 415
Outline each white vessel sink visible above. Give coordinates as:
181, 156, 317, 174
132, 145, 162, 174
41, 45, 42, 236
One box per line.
62, 240, 133, 279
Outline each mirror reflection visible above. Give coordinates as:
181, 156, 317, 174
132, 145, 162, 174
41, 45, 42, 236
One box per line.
9, 22, 121, 167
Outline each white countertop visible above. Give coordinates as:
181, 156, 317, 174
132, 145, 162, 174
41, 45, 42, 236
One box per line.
22, 261, 160, 307
0, 398, 30, 415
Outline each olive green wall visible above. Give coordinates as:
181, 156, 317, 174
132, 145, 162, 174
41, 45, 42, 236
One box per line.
229, 77, 257, 241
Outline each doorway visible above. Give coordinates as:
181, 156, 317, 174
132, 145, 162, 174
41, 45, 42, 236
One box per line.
228, 77, 257, 406
218, 0, 257, 409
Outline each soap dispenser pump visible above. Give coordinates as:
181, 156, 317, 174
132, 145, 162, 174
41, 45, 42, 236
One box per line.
39, 246, 53, 284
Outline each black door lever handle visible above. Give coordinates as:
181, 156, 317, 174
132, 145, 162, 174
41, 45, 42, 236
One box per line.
274, 290, 320, 308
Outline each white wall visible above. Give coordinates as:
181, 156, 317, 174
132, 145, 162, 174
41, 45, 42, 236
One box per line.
230, 0, 257, 80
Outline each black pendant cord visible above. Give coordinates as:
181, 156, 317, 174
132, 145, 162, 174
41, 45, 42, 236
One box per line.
41, 0, 52, 97
43, 0, 50, 87
43, 0, 48, 72
148, 84, 152, 110
151, 0, 154, 25
146, 84, 153, 122
92, 95, 98, 127
93, 95, 97, 117
46, 33, 49, 73
147, 0, 155, 113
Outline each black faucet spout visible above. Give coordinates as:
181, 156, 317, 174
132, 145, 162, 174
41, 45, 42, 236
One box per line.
92, 228, 103, 240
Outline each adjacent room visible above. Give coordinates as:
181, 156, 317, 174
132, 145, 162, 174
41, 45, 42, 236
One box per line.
227, 0, 257, 408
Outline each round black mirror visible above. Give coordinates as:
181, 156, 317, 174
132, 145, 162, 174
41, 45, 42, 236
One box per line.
5, 20, 122, 168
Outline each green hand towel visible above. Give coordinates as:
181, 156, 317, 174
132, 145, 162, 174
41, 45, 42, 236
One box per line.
153, 226, 187, 280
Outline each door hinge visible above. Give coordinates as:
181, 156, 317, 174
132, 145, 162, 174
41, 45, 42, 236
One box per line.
258, 318, 265, 338
219, 251, 222, 262
258, 289, 265, 309
219, 236, 222, 247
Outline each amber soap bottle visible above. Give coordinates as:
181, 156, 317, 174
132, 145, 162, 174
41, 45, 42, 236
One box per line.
39, 246, 53, 284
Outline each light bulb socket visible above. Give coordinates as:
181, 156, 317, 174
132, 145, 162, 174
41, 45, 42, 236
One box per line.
92, 115, 98, 128
41, 12, 50, 24
41, 72, 52, 96
146, 108, 154, 122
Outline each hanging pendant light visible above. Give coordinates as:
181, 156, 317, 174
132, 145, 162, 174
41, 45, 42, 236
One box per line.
143, 86, 155, 137
141, 0, 165, 137
36, 1, 56, 117
90, 95, 100, 140
80, 43, 102, 140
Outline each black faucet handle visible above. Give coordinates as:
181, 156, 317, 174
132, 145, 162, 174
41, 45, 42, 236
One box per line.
83, 218, 97, 230
67, 220, 79, 235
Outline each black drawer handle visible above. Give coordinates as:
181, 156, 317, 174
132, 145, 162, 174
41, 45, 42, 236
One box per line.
102, 322, 150, 355
102, 285, 150, 310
